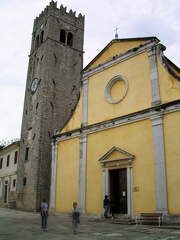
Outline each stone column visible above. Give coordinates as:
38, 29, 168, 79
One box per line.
78, 134, 87, 213
148, 46, 161, 106
151, 114, 168, 213
127, 162, 133, 216
101, 166, 109, 213
49, 139, 58, 211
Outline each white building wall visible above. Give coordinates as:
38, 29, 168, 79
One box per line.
0, 142, 19, 206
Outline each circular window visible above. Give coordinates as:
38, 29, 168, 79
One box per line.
105, 75, 128, 104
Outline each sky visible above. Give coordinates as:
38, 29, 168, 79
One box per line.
0, 0, 179, 142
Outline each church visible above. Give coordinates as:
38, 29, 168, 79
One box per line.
15, 1, 180, 221
49, 36, 180, 220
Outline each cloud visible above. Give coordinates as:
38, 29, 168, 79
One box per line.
0, 0, 179, 141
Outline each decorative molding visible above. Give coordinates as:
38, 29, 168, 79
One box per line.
99, 147, 134, 216
99, 147, 134, 173
157, 44, 180, 82
54, 101, 180, 142
82, 75, 89, 126
147, 46, 161, 106
105, 75, 128, 104
99, 146, 134, 162
83, 41, 158, 78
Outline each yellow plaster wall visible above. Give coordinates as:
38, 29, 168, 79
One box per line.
163, 111, 180, 214
60, 92, 82, 133
56, 138, 80, 212
55, 41, 180, 216
86, 119, 156, 214
90, 40, 147, 69
88, 52, 152, 125
157, 58, 180, 103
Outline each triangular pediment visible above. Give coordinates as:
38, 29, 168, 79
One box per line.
99, 147, 134, 169
83, 37, 159, 71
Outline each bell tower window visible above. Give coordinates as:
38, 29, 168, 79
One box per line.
40, 30, 44, 44
67, 32, 73, 47
23, 177, 27, 187
36, 35, 39, 48
60, 29, 66, 44
25, 147, 29, 161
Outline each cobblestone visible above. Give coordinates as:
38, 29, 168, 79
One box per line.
0, 208, 180, 240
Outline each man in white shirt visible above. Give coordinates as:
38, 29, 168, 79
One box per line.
41, 198, 49, 231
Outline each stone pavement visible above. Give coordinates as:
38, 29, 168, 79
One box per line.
0, 207, 180, 240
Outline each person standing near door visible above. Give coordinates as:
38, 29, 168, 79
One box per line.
110, 197, 115, 219
103, 195, 110, 219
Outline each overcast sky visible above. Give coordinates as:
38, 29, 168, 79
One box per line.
0, 0, 179, 142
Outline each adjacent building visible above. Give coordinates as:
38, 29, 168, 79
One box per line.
0, 141, 19, 208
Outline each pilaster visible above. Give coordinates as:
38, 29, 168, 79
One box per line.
148, 46, 161, 106
82, 76, 88, 127
49, 139, 58, 211
151, 114, 168, 213
78, 134, 87, 213
102, 167, 109, 213
127, 165, 133, 216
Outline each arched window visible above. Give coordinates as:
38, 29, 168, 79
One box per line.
67, 32, 73, 47
40, 30, 44, 44
60, 29, 66, 44
36, 35, 39, 48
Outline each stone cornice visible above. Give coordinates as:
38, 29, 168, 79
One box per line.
53, 100, 180, 142
157, 44, 180, 82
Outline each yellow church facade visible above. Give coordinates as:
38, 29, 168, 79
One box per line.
50, 37, 180, 219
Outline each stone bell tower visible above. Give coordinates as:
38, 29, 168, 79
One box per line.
17, 1, 84, 210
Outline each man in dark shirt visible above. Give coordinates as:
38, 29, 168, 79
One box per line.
103, 195, 110, 219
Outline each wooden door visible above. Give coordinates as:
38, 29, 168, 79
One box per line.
109, 168, 127, 214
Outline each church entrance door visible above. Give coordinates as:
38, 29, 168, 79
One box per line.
109, 168, 127, 214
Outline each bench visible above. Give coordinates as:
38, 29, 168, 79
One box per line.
136, 213, 164, 227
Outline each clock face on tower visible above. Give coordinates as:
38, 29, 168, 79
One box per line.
31, 78, 39, 94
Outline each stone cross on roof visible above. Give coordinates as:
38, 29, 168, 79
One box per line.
114, 27, 119, 39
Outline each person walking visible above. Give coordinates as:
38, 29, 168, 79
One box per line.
103, 195, 110, 219
72, 202, 80, 234
41, 198, 49, 231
